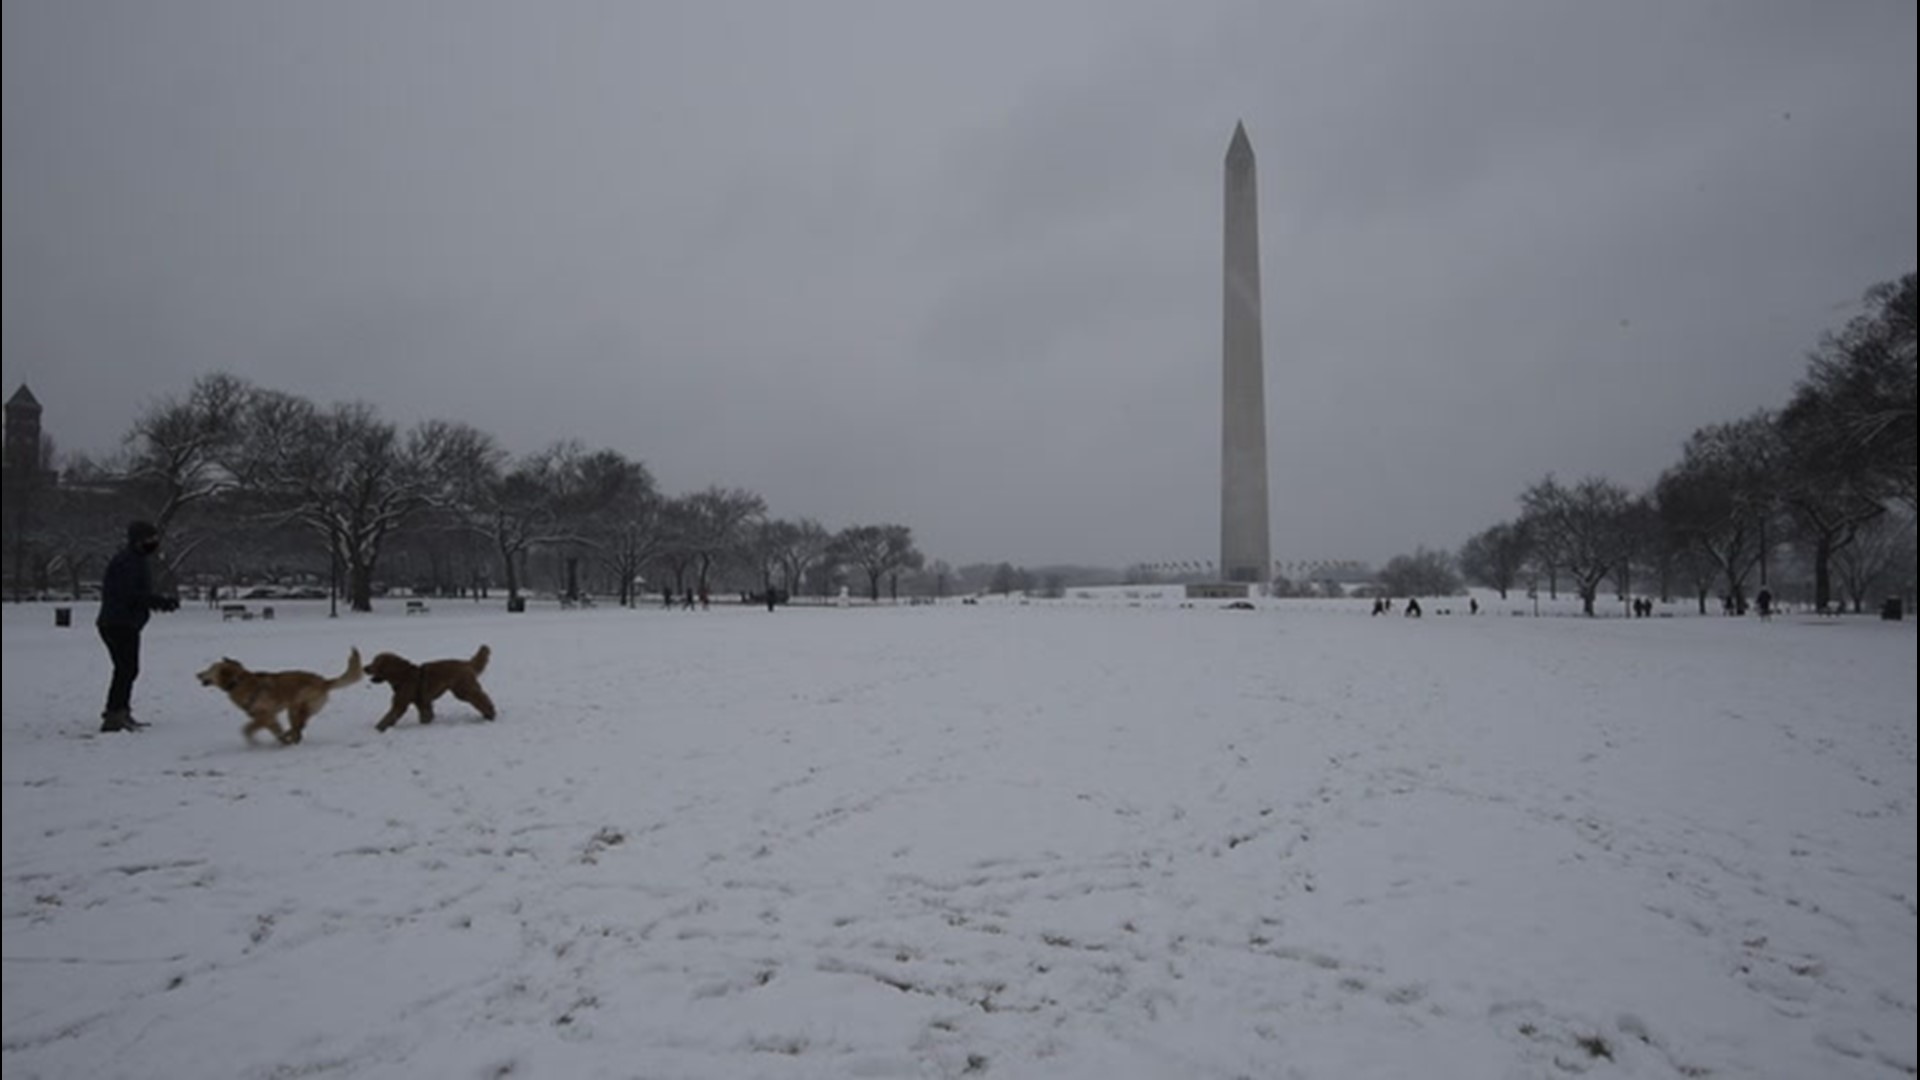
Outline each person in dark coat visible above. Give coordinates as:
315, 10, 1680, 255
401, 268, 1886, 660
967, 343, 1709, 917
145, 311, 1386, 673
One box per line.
95, 520, 179, 732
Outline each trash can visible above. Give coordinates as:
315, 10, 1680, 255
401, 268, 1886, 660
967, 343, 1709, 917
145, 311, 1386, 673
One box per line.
507, 595, 527, 614
54, 607, 72, 628
1881, 597, 1904, 621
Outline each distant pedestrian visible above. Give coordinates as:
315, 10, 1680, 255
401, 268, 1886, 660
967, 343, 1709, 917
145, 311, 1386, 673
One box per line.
1756, 587, 1774, 621
681, 588, 696, 611
95, 520, 180, 733
1469, 597, 1479, 615
698, 585, 710, 611
1404, 598, 1423, 618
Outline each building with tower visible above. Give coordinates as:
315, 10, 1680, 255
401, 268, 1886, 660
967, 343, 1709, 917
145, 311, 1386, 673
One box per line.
3, 384, 54, 598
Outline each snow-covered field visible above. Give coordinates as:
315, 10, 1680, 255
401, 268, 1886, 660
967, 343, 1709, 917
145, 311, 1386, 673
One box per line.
3, 595, 1914, 1079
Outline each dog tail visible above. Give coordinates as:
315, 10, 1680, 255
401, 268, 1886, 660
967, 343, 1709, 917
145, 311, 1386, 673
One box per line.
471, 644, 491, 676
331, 647, 364, 689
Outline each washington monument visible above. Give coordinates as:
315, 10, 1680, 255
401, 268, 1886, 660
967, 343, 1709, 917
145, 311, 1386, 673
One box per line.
1220, 121, 1271, 585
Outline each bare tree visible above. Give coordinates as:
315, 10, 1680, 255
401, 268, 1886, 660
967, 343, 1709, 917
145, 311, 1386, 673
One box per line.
243, 395, 484, 612
1777, 394, 1887, 612
1668, 532, 1723, 615
1794, 273, 1917, 510
1655, 415, 1783, 610
1457, 520, 1532, 599
680, 486, 767, 594
758, 517, 830, 598
581, 457, 664, 607
888, 537, 928, 600
989, 562, 1020, 596
652, 496, 701, 598
924, 558, 953, 599
400, 424, 504, 598
1833, 509, 1915, 613
120, 372, 254, 543
536, 445, 653, 601
1521, 474, 1633, 616
473, 445, 575, 604
745, 519, 790, 600
471, 440, 645, 603
1376, 547, 1461, 598
832, 523, 924, 602
1609, 495, 1662, 611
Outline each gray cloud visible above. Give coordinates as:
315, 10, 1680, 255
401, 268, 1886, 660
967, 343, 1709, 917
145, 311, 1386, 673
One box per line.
5, 0, 1914, 568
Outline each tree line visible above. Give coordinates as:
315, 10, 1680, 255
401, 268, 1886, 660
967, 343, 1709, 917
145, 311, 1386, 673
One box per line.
1, 373, 927, 610
1450, 272, 1915, 616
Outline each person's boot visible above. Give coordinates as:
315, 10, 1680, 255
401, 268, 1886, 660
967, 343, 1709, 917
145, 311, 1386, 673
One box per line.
100, 709, 135, 733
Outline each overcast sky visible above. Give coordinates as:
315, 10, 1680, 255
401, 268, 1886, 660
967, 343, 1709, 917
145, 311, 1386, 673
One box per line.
4, 1, 1914, 569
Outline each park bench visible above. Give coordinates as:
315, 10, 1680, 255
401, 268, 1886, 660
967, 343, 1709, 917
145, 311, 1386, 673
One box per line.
405, 599, 430, 615
221, 604, 254, 621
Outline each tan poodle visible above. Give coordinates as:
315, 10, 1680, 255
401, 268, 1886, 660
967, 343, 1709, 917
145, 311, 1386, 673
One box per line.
366, 645, 497, 731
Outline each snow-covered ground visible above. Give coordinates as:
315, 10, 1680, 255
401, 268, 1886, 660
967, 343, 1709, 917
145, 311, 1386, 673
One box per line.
3, 595, 1914, 1079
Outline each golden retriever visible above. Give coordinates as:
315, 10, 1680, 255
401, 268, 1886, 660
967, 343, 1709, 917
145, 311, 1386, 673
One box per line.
196, 648, 363, 745
366, 645, 496, 731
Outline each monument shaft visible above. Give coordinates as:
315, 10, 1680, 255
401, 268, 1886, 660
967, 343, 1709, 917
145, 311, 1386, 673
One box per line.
1220, 122, 1270, 584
